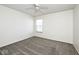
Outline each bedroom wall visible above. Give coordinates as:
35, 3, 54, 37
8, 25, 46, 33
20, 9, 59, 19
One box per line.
34, 10, 73, 44
73, 5, 79, 53
0, 5, 34, 47
0, 5, 74, 47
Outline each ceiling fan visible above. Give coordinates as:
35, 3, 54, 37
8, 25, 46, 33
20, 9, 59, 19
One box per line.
26, 4, 48, 14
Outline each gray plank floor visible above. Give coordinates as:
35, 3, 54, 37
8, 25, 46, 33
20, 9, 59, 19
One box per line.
0, 36, 78, 55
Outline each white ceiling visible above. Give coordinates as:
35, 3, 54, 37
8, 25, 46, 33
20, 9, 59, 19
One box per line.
2, 4, 75, 17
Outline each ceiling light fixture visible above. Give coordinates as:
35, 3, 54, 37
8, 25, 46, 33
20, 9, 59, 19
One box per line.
35, 6, 40, 10
26, 4, 48, 15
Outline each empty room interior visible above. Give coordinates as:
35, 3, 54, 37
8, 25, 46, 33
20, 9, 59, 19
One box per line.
0, 4, 79, 55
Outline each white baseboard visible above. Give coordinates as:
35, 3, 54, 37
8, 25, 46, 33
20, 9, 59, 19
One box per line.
0, 35, 33, 48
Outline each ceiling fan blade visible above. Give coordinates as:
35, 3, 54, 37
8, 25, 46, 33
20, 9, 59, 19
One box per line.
26, 4, 35, 10
39, 9, 44, 14
34, 4, 40, 7
26, 7, 34, 10
25, 4, 48, 16
39, 6, 48, 9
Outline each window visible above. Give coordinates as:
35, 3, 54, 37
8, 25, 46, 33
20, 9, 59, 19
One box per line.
36, 19, 43, 32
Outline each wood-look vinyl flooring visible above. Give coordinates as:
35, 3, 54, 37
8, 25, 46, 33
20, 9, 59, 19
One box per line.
0, 36, 78, 55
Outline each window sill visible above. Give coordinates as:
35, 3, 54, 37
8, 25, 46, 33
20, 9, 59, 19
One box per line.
36, 31, 43, 33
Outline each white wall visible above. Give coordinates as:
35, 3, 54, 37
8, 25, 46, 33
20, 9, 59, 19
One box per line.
0, 5, 33, 47
73, 5, 79, 53
34, 10, 73, 44
0, 5, 74, 48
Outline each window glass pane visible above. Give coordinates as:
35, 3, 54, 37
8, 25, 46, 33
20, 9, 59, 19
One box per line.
36, 19, 43, 32
36, 19, 43, 25
37, 25, 42, 32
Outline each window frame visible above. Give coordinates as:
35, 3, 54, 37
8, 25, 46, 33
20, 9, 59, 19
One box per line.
35, 19, 43, 33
